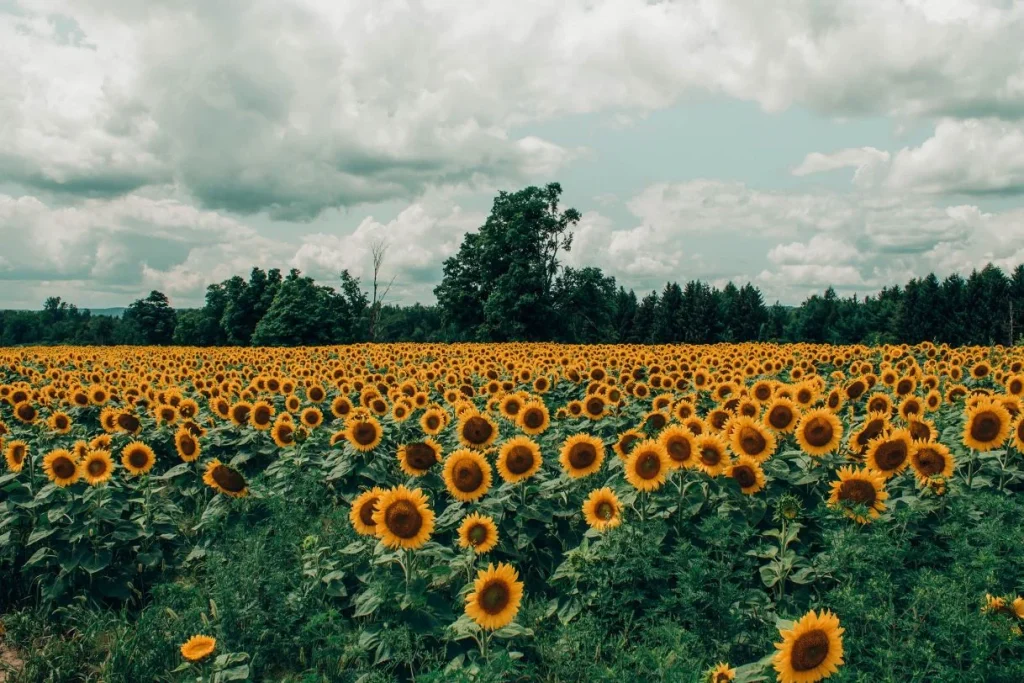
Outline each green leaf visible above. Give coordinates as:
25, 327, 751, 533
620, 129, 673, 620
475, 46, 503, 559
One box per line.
82, 549, 112, 575
353, 590, 383, 618
28, 526, 57, 545
493, 622, 533, 639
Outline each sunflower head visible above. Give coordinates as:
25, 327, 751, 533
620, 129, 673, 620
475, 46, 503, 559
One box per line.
458, 512, 499, 553
728, 416, 777, 462
372, 485, 435, 549
558, 433, 605, 478
829, 465, 888, 523
43, 448, 80, 486
496, 436, 543, 484
398, 439, 442, 476
624, 439, 670, 491
658, 425, 698, 469
795, 408, 843, 457
4, 440, 28, 473
346, 416, 383, 452
465, 562, 524, 631
963, 400, 1011, 452
121, 441, 156, 477
726, 455, 766, 495
203, 459, 249, 497
772, 609, 845, 683
443, 449, 493, 502
517, 401, 550, 435
180, 635, 216, 662
582, 487, 622, 531
350, 487, 386, 536
694, 434, 732, 477
458, 412, 498, 449
865, 429, 912, 478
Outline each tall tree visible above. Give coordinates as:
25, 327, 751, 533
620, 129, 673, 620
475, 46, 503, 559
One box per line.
122, 291, 176, 345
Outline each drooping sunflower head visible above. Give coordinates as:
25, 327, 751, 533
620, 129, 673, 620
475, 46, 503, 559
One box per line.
398, 438, 442, 476
372, 485, 435, 549
82, 450, 114, 486
458, 412, 498, 449
496, 436, 543, 484
271, 416, 296, 448
43, 448, 80, 487
345, 416, 383, 452
728, 416, 777, 462
349, 487, 385, 536
4, 440, 28, 473
694, 434, 732, 477
962, 400, 1011, 452
443, 448, 493, 502
203, 459, 249, 497
465, 562, 524, 631
624, 439, 670, 491
121, 441, 156, 476
613, 429, 644, 461
726, 455, 766, 495
829, 465, 888, 523
458, 512, 499, 553
849, 411, 890, 455
772, 609, 845, 683
795, 408, 843, 457
658, 425, 698, 470
517, 401, 550, 435
582, 487, 622, 532
174, 429, 201, 462
558, 433, 605, 478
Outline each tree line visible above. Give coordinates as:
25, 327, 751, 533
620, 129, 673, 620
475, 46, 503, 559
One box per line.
2, 183, 1022, 347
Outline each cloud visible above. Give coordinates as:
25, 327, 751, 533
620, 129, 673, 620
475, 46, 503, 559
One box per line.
792, 147, 891, 188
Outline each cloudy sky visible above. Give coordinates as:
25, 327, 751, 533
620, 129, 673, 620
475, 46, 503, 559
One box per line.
3, 0, 1024, 310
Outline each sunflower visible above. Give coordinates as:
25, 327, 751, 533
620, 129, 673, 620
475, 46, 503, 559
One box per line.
909, 441, 954, 481
43, 449, 80, 487
458, 412, 498, 450
420, 407, 447, 436
115, 410, 142, 435
203, 459, 249, 497
47, 411, 72, 434
372, 485, 435, 549
465, 562, 524, 631
14, 401, 37, 424
175, 428, 201, 462
728, 416, 777, 462
498, 394, 525, 420
582, 394, 607, 420
795, 409, 843, 457
706, 662, 737, 683
517, 401, 550, 435
250, 400, 275, 430
773, 609, 844, 683
4, 440, 27, 472
582, 487, 622, 531
764, 397, 800, 433
229, 401, 252, 426
443, 449, 493, 502
613, 429, 644, 460
458, 512, 499, 553
350, 487, 385, 536
331, 395, 354, 419
398, 439, 442, 476
1013, 415, 1024, 452
695, 434, 732, 477
658, 425, 698, 469
849, 411, 890, 456
496, 436, 543, 484
963, 400, 1011, 452
829, 466, 888, 523
346, 416, 384, 451
180, 634, 216, 662
727, 455, 766, 494
121, 441, 156, 476
81, 450, 114, 486
271, 416, 296, 448
624, 440, 670, 491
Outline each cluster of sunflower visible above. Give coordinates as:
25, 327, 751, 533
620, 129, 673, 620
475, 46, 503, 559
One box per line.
3, 340, 1024, 681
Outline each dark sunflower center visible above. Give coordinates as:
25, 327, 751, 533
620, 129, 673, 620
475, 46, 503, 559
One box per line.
12, 446, 25, 464
463, 416, 494, 444
117, 414, 140, 432
595, 501, 614, 520
277, 424, 294, 443
468, 524, 488, 545
874, 441, 908, 470
768, 406, 793, 429
896, 380, 913, 395
253, 406, 272, 425
128, 449, 150, 469
87, 458, 108, 476
839, 479, 877, 505
212, 465, 247, 493
523, 410, 544, 429
17, 405, 36, 421
453, 459, 485, 492
733, 465, 757, 489
701, 447, 722, 466
856, 420, 885, 447
970, 412, 1001, 442
302, 411, 319, 426
635, 451, 661, 479
479, 581, 511, 615
846, 382, 865, 399
827, 393, 840, 408
797, 390, 812, 404
180, 436, 197, 456
385, 500, 423, 539
666, 437, 691, 463
53, 456, 76, 479
309, 388, 324, 401
903, 400, 921, 416
585, 398, 604, 415
909, 422, 931, 441
405, 443, 437, 470
425, 415, 440, 429
55, 416, 68, 429
372, 400, 387, 414
353, 422, 378, 445
568, 442, 597, 469
738, 427, 767, 455
790, 629, 831, 672
914, 448, 945, 475
233, 407, 251, 423
505, 446, 535, 475
619, 434, 639, 454
755, 386, 772, 401
358, 497, 379, 527
803, 417, 833, 447
505, 401, 521, 416
647, 413, 667, 430
869, 397, 888, 413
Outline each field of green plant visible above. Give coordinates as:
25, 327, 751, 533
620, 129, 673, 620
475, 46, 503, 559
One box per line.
2, 342, 1023, 682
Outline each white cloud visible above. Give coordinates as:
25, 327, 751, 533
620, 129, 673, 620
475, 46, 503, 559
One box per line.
792, 147, 891, 188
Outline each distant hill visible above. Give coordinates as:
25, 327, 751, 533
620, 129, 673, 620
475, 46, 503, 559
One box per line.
88, 308, 127, 318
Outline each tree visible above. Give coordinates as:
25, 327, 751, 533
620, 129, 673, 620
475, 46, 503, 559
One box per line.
369, 240, 397, 342
552, 266, 618, 343
653, 282, 684, 343
121, 291, 176, 345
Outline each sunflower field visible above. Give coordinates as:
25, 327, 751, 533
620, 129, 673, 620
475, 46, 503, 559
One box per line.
1, 342, 1024, 682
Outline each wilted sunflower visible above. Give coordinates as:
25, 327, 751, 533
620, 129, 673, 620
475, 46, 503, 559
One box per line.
174, 428, 201, 462
865, 429, 912, 478
659, 425, 698, 469
271, 416, 296, 448
249, 400, 275, 430
47, 411, 72, 434
203, 459, 249, 497
121, 441, 156, 476
772, 609, 844, 683
4, 440, 28, 472
624, 439, 670, 491
558, 434, 605, 478
457, 412, 498, 449
465, 562, 524, 631
829, 466, 888, 523
726, 455, 766, 495
517, 401, 550, 435
764, 397, 800, 433
694, 434, 732, 477
795, 409, 843, 457
496, 436, 543, 484
706, 662, 736, 683
346, 416, 383, 451
82, 450, 114, 485
582, 487, 622, 531
728, 416, 777, 462
909, 441, 954, 482
443, 449, 493, 502
43, 448, 79, 487
180, 634, 216, 662
372, 485, 435, 549
398, 439, 442, 476
349, 487, 385, 536
962, 400, 1011, 452
458, 512, 499, 553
